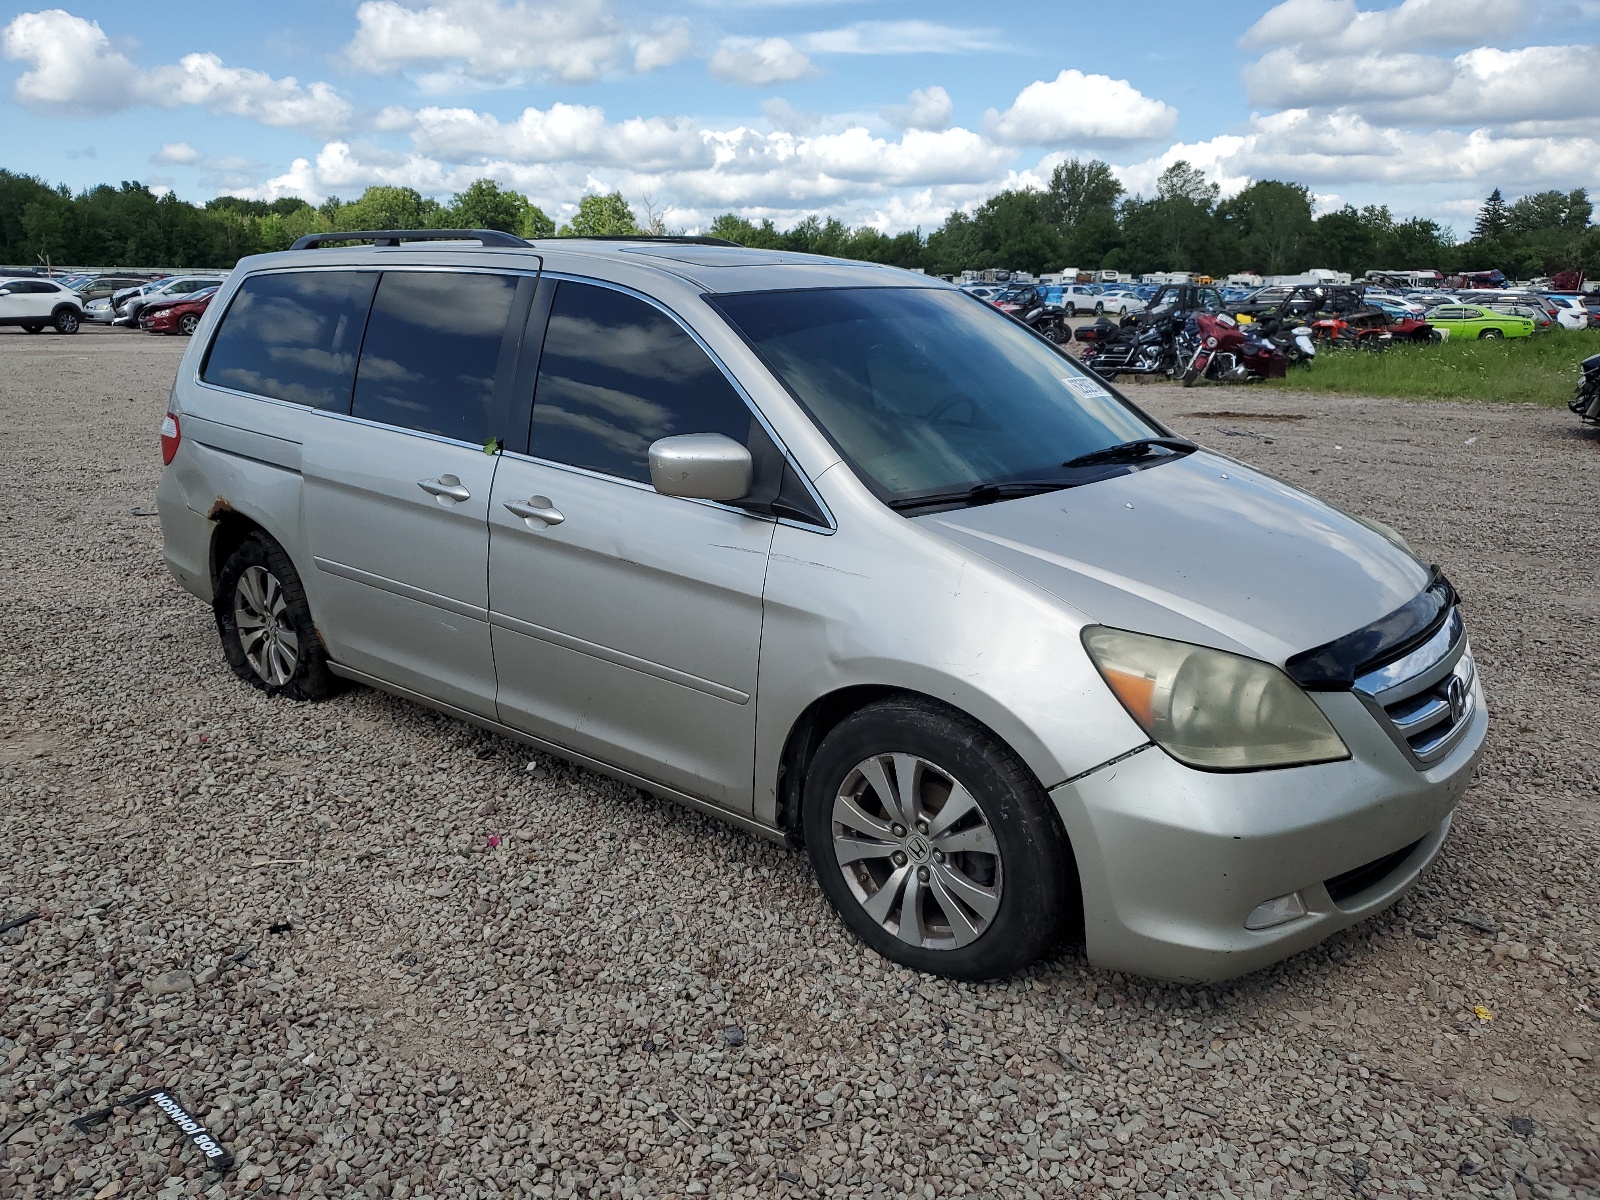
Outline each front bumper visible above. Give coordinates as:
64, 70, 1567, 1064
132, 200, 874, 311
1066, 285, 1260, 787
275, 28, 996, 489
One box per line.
1049, 678, 1487, 983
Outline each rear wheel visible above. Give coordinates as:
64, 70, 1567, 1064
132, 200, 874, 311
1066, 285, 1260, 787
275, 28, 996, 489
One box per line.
1479, 328, 1503, 339
802, 697, 1071, 980
53, 308, 80, 334
21, 323, 43, 334
215, 533, 337, 700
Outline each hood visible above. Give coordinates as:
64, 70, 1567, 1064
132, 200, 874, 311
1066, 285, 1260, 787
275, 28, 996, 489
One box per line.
918, 450, 1431, 665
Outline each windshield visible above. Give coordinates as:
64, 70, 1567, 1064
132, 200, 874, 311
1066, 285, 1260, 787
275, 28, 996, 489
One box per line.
711, 286, 1158, 505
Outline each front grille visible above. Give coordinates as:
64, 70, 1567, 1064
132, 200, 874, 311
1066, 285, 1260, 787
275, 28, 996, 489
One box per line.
1325, 837, 1423, 906
1354, 608, 1476, 768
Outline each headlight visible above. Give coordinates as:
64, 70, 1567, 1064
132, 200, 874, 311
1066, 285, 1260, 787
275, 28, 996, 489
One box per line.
1082, 627, 1350, 771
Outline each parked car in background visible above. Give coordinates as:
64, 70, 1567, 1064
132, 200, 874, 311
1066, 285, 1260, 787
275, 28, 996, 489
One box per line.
73, 274, 157, 303
115, 275, 224, 325
1052, 284, 1114, 316
1424, 304, 1535, 339
0, 276, 84, 333
139, 287, 219, 335
959, 284, 1002, 302
1541, 296, 1592, 331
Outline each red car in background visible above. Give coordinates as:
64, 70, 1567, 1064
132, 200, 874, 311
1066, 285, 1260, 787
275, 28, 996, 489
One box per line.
139, 287, 218, 335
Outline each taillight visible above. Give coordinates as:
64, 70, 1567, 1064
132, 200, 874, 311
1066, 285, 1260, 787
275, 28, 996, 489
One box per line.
161, 412, 180, 465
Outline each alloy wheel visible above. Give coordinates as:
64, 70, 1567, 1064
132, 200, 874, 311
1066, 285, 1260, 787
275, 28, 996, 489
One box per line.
831, 753, 1002, 950
233, 564, 300, 686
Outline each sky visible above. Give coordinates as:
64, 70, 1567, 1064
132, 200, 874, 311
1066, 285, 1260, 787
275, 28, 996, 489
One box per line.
2, 0, 1599, 239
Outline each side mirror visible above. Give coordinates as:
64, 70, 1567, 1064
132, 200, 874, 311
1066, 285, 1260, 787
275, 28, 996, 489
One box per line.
648, 434, 752, 502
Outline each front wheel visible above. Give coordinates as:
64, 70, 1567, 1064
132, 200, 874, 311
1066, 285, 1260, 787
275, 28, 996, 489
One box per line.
215, 533, 338, 700
1094, 302, 1105, 315
53, 309, 81, 334
178, 312, 200, 335
21, 323, 43, 334
802, 698, 1071, 980
1479, 328, 1503, 339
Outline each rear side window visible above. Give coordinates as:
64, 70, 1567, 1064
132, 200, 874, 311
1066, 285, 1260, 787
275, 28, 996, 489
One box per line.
530, 281, 752, 483
351, 271, 520, 445
203, 272, 376, 410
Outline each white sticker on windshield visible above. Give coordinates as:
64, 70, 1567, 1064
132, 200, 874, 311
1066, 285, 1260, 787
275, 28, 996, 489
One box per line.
1060, 375, 1111, 401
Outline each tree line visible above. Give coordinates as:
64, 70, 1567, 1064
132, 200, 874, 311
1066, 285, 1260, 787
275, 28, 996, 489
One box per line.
3, 160, 1597, 279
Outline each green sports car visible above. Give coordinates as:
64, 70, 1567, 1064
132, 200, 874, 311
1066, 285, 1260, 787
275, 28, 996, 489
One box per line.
1424, 303, 1535, 339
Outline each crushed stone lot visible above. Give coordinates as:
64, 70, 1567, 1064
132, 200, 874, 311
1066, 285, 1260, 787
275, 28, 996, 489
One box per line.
3, 325, 1599, 1200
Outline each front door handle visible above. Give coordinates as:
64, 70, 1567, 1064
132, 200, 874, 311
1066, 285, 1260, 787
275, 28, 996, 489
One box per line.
418, 475, 471, 502
504, 497, 565, 526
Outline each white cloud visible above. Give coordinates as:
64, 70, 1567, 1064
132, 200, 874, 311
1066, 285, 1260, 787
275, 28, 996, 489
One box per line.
345, 0, 651, 84
987, 70, 1177, 146
153, 141, 203, 165
2, 9, 138, 113
801, 21, 1004, 55
411, 103, 712, 170
1112, 109, 1600, 205
1250, 42, 1600, 126
3, 9, 350, 128
1241, 0, 1527, 55
882, 85, 952, 131
707, 36, 814, 85
633, 22, 693, 73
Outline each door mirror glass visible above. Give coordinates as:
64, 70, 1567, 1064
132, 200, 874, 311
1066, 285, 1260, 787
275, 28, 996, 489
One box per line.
648, 434, 752, 502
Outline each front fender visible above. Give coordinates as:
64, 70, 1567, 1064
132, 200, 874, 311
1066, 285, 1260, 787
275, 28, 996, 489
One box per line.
752, 513, 1148, 828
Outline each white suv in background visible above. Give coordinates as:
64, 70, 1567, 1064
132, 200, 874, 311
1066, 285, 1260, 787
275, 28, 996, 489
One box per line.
0, 277, 83, 334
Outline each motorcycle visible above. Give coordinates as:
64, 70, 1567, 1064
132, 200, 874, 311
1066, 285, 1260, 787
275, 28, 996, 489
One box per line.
1180, 312, 1287, 386
1572, 352, 1600, 424
1077, 314, 1183, 379
992, 285, 1070, 344
1243, 312, 1316, 367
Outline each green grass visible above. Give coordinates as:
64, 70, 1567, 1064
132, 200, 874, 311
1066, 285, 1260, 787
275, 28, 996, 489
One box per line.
1263, 328, 1600, 406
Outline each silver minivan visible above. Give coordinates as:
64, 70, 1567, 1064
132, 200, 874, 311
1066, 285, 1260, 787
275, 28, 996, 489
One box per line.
157, 231, 1487, 982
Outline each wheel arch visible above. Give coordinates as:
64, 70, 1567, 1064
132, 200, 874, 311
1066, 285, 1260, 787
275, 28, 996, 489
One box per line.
775, 684, 1061, 840
776, 683, 1087, 940
209, 507, 277, 593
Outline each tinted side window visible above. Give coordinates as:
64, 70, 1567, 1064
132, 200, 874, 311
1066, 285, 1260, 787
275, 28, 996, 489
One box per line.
350, 271, 519, 444
531, 281, 752, 483
202, 272, 376, 410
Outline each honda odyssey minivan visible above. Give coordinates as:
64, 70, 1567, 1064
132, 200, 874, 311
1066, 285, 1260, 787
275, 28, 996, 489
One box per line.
156, 230, 1486, 982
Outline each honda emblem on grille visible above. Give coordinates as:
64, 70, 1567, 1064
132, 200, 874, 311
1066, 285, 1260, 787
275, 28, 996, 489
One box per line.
1446, 674, 1469, 724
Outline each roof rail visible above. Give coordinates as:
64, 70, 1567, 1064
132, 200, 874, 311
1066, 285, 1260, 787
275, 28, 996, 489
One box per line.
289, 229, 531, 251
548, 235, 740, 247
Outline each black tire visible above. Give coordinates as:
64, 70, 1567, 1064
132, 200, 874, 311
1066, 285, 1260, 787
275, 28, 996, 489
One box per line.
53, 308, 80, 334
801, 697, 1071, 980
178, 312, 200, 336
1479, 328, 1503, 339
21, 323, 43, 334
1182, 365, 1201, 387
1094, 301, 1105, 315
215, 532, 338, 701
1065, 303, 1078, 317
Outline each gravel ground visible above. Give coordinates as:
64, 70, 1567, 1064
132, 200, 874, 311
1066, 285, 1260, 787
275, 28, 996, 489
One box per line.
3, 325, 1599, 1200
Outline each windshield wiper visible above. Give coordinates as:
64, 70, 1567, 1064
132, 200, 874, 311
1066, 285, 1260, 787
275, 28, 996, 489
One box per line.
1061, 436, 1197, 470
888, 479, 1079, 514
